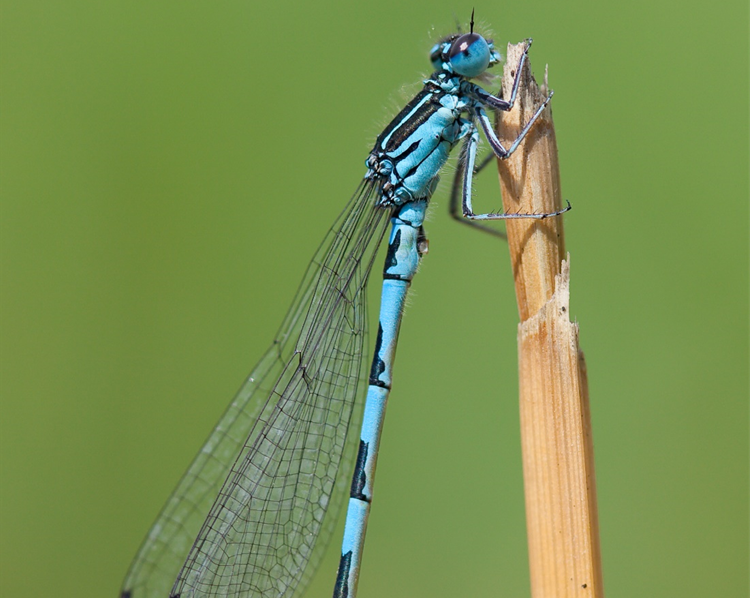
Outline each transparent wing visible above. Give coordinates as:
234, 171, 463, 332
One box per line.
121, 181, 390, 598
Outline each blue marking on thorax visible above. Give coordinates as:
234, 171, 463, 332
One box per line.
367, 75, 475, 206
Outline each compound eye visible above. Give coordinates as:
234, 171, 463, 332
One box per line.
448, 33, 490, 77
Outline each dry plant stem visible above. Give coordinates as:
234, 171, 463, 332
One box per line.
495, 43, 604, 597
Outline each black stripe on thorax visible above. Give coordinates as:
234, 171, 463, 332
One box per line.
376, 85, 447, 154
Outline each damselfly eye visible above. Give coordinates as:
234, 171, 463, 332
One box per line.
448, 33, 490, 77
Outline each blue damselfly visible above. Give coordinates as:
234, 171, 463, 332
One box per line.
121, 17, 569, 598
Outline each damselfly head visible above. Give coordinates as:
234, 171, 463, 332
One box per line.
449, 33, 490, 77
430, 32, 501, 78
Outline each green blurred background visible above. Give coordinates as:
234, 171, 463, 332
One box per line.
1, 0, 747, 596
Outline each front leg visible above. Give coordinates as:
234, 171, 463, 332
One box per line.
474, 87, 553, 161
465, 38, 533, 112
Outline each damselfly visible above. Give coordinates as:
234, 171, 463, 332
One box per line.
121, 17, 569, 598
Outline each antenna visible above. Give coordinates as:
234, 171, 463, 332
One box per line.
470, 8, 475, 33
